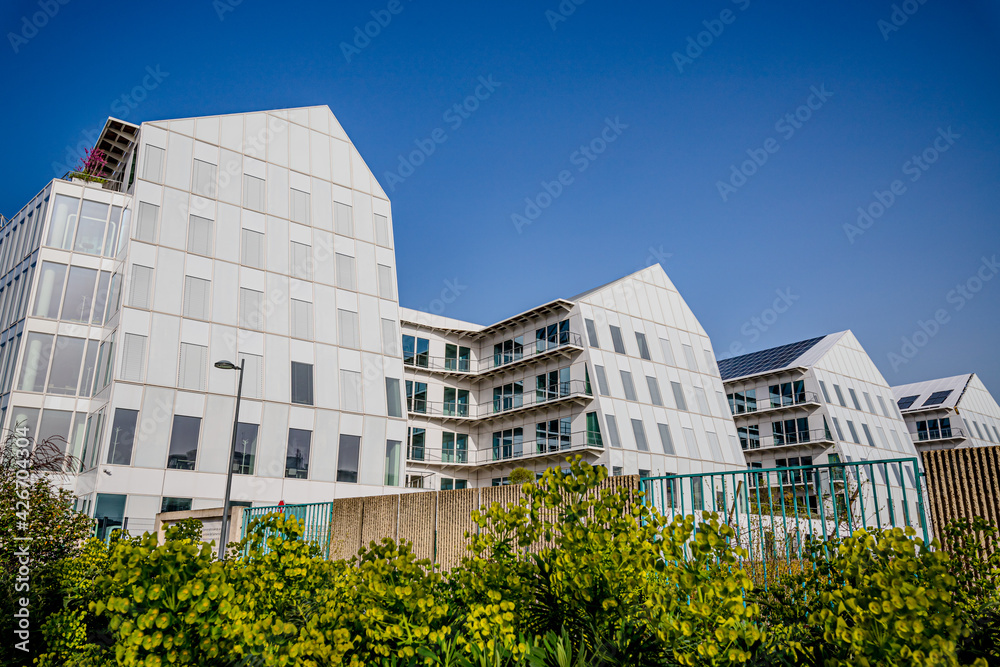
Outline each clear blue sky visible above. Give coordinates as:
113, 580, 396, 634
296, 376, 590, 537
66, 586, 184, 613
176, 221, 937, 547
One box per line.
2, 0, 998, 393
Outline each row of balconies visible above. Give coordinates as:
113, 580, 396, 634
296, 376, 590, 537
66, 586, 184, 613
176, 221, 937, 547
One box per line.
407, 380, 593, 423
404, 331, 584, 380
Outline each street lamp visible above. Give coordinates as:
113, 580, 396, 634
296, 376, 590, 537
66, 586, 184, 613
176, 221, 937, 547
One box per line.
215, 358, 245, 560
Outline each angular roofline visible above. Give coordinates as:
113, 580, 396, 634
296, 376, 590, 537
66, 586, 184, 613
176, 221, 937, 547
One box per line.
566, 264, 667, 301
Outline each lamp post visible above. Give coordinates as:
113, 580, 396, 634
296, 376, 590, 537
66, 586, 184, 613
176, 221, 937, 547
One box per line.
214, 359, 245, 560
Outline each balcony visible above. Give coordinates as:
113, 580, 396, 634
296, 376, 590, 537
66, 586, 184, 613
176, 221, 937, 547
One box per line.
729, 391, 821, 418
402, 332, 585, 380
406, 431, 605, 468
407, 380, 594, 423
740, 427, 836, 453
916, 427, 965, 443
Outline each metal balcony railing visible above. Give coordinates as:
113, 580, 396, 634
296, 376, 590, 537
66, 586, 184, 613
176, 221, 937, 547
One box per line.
729, 391, 821, 416
406, 430, 605, 466
403, 332, 584, 376
407, 380, 593, 421
739, 427, 835, 451
916, 427, 964, 442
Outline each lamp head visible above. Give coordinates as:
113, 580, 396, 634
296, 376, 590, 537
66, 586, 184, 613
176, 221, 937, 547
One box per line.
215, 360, 238, 370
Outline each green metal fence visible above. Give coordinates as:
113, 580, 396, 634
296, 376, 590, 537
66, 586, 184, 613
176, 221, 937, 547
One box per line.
639, 457, 929, 584
241, 502, 335, 559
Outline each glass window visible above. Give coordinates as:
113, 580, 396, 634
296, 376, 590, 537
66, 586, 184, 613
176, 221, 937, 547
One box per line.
143, 145, 165, 182
106, 408, 138, 465
47, 336, 86, 395
336, 253, 356, 290
32, 261, 66, 319
586, 412, 603, 446
192, 159, 217, 197
877, 395, 890, 417
74, 200, 108, 254
46, 194, 79, 250
609, 326, 626, 354
285, 429, 312, 479
161, 497, 193, 514
585, 318, 600, 347
605, 414, 621, 448
92, 271, 111, 325
682, 344, 698, 372
848, 388, 862, 411
657, 423, 675, 455
659, 337, 675, 366
374, 214, 390, 246
167, 416, 200, 470
620, 370, 637, 400
381, 319, 398, 355
861, 423, 876, 447
670, 381, 687, 411
289, 188, 310, 224
291, 362, 314, 405
94, 493, 126, 540
338, 309, 359, 348
863, 392, 875, 413
134, 202, 159, 244
18, 332, 53, 392
239, 288, 263, 329
337, 434, 361, 482
183, 276, 211, 320
385, 378, 403, 417
234, 422, 258, 475
37, 409, 73, 453
129, 265, 153, 309
635, 332, 651, 360
340, 370, 362, 412
594, 364, 611, 396
694, 386, 710, 414
61, 266, 98, 322
290, 242, 312, 280
631, 419, 649, 452
846, 420, 861, 444
241, 229, 265, 268
645, 376, 663, 406
121, 333, 146, 382
243, 174, 265, 211
377, 264, 395, 300
833, 384, 847, 407
818, 380, 831, 403
385, 439, 402, 486
408, 427, 426, 461
334, 202, 353, 236
113, 208, 131, 256
79, 340, 99, 398
406, 380, 427, 413
187, 215, 213, 256
178, 343, 207, 391
831, 417, 845, 440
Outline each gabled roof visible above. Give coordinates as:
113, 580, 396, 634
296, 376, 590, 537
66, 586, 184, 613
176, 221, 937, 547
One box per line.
716, 331, 851, 382
891, 374, 973, 413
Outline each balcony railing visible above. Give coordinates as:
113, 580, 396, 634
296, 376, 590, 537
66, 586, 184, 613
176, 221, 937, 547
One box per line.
730, 391, 821, 416
406, 430, 605, 466
407, 380, 593, 421
403, 332, 584, 376
739, 427, 835, 451
916, 427, 964, 442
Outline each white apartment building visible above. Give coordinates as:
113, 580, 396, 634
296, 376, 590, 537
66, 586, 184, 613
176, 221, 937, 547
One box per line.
892, 373, 1000, 452
718, 331, 922, 511
400, 266, 746, 490
2, 107, 409, 537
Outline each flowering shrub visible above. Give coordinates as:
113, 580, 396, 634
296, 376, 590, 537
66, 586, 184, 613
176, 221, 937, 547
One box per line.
26, 458, 996, 666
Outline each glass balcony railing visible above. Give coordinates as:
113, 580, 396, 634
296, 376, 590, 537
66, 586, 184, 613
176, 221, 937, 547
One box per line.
405, 430, 605, 466
402, 332, 584, 375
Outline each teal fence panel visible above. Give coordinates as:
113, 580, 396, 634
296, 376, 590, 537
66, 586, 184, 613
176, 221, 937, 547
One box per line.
640, 457, 929, 586
241, 502, 335, 559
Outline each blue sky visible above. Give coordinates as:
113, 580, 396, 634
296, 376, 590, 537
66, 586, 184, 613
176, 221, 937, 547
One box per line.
2, 0, 998, 392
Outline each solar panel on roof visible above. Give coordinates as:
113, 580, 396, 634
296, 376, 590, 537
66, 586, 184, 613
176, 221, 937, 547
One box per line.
896, 395, 919, 410
716, 336, 826, 381
922, 390, 952, 407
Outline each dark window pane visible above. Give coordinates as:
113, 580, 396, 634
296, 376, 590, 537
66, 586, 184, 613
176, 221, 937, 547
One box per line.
234, 422, 258, 475
337, 434, 361, 482
160, 497, 192, 513
285, 428, 312, 479
290, 362, 313, 405
106, 408, 138, 465
167, 415, 200, 470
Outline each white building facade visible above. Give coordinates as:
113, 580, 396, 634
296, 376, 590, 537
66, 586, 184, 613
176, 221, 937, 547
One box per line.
718, 331, 922, 512
3, 107, 409, 536
892, 373, 1000, 452
400, 267, 746, 490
